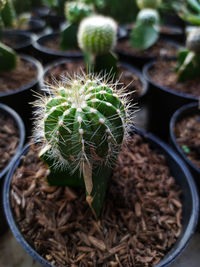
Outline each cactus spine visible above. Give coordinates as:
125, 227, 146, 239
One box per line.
34, 73, 131, 217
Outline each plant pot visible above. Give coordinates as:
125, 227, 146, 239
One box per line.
0, 54, 43, 135
142, 59, 198, 140
2, 30, 35, 54
44, 13, 65, 29
25, 18, 46, 34
116, 37, 180, 69
31, 7, 50, 19
170, 102, 200, 186
33, 32, 82, 64
0, 103, 25, 235
3, 128, 199, 266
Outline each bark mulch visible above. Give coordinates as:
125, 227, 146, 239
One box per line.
0, 112, 19, 172
0, 58, 37, 93
175, 113, 200, 169
11, 134, 182, 267
149, 60, 200, 97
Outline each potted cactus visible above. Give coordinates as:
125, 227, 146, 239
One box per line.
33, 0, 99, 64
116, 0, 180, 68
3, 71, 199, 266
143, 27, 200, 139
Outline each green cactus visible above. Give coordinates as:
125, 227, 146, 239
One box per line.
77, 15, 118, 75
176, 27, 200, 81
137, 8, 160, 25
65, 1, 94, 24
136, 0, 161, 9
0, 42, 17, 71
186, 27, 200, 53
130, 8, 160, 50
0, 0, 6, 11
34, 73, 130, 217
1, 0, 16, 27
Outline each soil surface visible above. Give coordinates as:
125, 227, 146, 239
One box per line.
44, 60, 143, 98
175, 113, 200, 169
149, 60, 200, 97
41, 35, 81, 56
11, 134, 182, 267
0, 57, 37, 93
0, 112, 19, 172
116, 39, 178, 58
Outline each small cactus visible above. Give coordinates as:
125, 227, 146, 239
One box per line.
65, 1, 94, 24
34, 73, 132, 217
137, 8, 160, 26
186, 28, 200, 53
136, 0, 161, 9
78, 15, 117, 55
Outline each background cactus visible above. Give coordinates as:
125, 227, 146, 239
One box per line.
136, 0, 161, 9
77, 15, 118, 75
137, 8, 160, 26
34, 73, 131, 217
0, 0, 16, 27
65, 1, 94, 24
130, 8, 160, 50
176, 27, 200, 81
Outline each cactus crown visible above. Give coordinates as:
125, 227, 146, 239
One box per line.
65, 1, 94, 24
137, 8, 159, 26
186, 28, 200, 53
34, 73, 130, 173
78, 15, 117, 55
136, 0, 161, 9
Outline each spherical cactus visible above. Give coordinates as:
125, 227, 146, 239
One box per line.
65, 1, 94, 24
34, 73, 130, 173
137, 8, 160, 26
0, 0, 6, 11
186, 28, 200, 53
78, 15, 117, 55
136, 0, 161, 9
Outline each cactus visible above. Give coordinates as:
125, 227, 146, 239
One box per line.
137, 8, 160, 26
77, 15, 118, 75
130, 8, 160, 50
34, 73, 131, 217
1, 0, 16, 27
0, 42, 17, 71
176, 27, 200, 81
186, 27, 200, 53
65, 1, 94, 24
136, 0, 161, 9
0, 0, 6, 11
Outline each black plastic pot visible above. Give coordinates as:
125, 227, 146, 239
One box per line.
3, 129, 199, 266
116, 38, 181, 69
33, 32, 82, 64
170, 102, 200, 185
0, 103, 25, 235
2, 30, 35, 54
159, 25, 185, 44
44, 13, 65, 29
0, 54, 43, 135
31, 7, 50, 19
143, 59, 198, 140
25, 18, 46, 33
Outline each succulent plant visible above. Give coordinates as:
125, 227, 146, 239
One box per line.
186, 27, 200, 52
1, 0, 16, 27
137, 8, 160, 25
34, 73, 132, 217
65, 1, 94, 24
78, 15, 117, 55
176, 27, 200, 81
130, 8, 160, 50
77, 15, 118, 75
136, 0, 161, 9
0, 0, 6, 10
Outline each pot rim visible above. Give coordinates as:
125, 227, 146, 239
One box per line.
0, 54, 43, 98
39, 58, 149, 100
0, 103, 25, 179
169, 102, 200, 174
33, 31, 83, 58
3, 128, 199, 267
143, 59, 198, 101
